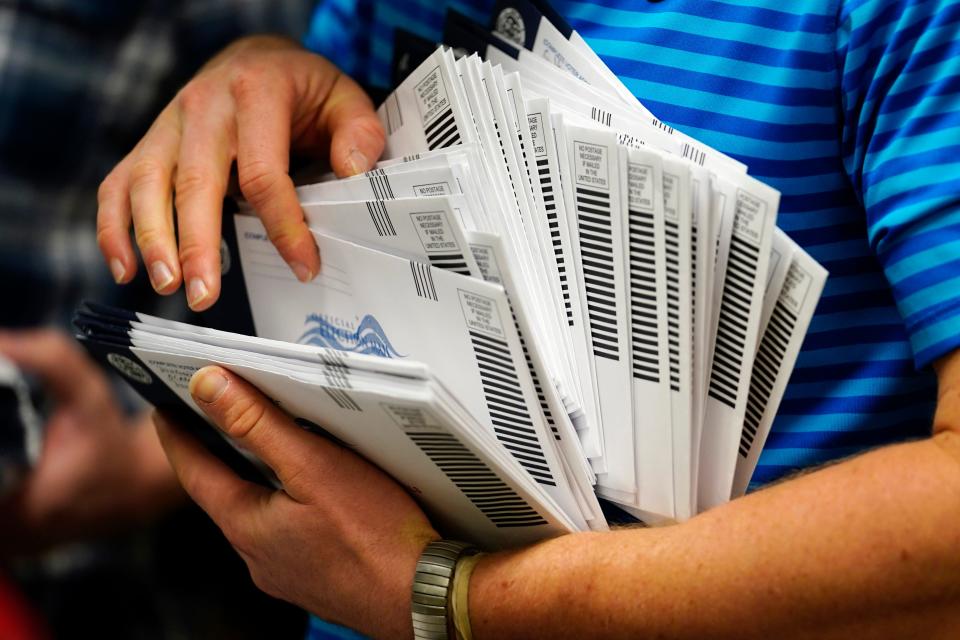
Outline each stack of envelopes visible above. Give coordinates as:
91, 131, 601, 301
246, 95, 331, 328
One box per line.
76, 2, 829, 546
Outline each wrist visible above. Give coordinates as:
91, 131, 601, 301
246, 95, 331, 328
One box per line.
410, 540, 479, 639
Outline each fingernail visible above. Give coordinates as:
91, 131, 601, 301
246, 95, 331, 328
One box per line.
187, 277, 210, 308
150, 261, 175, 290
109, 258, 126, 284
290, 261, 315, 283
346, 148, 370, 176
190, 368, 228, 404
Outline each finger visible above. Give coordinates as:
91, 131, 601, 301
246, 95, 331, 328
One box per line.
97, 152, 138, 284
154, 411, 269, 534
175, 86, 236, 311
321, 72, 386, 178
189, 366, 345, 501
0, 330, 110, 408
232, 69, 320, 282
128, 107, 183, 295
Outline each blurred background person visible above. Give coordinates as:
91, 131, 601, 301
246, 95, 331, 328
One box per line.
0, 2, 318, 638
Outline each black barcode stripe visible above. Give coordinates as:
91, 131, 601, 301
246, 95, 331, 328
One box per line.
410, 261, 438, 301
664, 219, 681, 392
691, 223, 698, 348
681, 142, 707, 167
323, 388, 361, 412
468, 331, 556, 486
366, 169, 395, 200
590, 106, 613, 127
407, 432, 547, 528
575, 186, 619, 361
424, 108, 455, 140
536, 158, 572, 325
651, 118, 675, 134
708, 234, 760, 408
511, 307, 561, 441
365, 201, 397, 237
318, 352, 353, 396
426, 253, 470, 275
739, 301, 798, 456
629, 209, 660, 382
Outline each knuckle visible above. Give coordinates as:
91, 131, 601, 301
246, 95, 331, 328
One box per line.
222, 395, 268, 441
221, 517, 251, 553
177, 241, 208, 272
96, 226, 117, 256
237, 160, 285, 205
177, 80, 213, 116
354, 115, 386, 144
265, 223, 304, 256
133, 225, 168, 252
97, 173, 123, 207
174, 166, 216, 204
228, 62, 269, 104
129, 158, 169, 194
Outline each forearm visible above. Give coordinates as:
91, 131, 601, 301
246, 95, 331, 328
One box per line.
470, 432, 960, 638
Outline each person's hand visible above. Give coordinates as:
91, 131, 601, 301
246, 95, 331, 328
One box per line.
0, 330, 185, 556
96, 35, 386, 311
155, 366, 439, 638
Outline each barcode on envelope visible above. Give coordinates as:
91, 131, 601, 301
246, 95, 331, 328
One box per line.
323, 388, 361, 411
407, 431, 547, 528
424, 106, 460, 150
366, 201, 397, 237
426, 253, 471, 276
628, 208, 660, 383
468, 330, 556, 486
664, 219, 682, 392
537, 157, 572, 324
681, 143, 707, 167
576, 187, 619, 361
410, 261, 438, 301
590, 106, 613, 127
512, 310, 561, 441
651, 118, 675, 135
739, 298, 797, 457
366, 169, 395, 200
708, 234, 760, 408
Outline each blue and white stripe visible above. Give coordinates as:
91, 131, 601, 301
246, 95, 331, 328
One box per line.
304, 0, 960, 492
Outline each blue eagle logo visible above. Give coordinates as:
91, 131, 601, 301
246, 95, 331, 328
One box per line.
297, 314, 404, 358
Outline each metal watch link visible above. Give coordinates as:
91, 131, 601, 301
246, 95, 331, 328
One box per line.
411, 540, 477, 639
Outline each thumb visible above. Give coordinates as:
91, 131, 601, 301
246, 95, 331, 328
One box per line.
322, 73, 386, 177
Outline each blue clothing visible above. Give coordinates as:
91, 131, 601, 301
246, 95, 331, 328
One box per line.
303, 0, 960, 637
306, 0, 960, 485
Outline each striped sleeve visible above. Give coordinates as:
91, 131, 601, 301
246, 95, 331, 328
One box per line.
838, 0, 960, 368
303, 0, 368, 78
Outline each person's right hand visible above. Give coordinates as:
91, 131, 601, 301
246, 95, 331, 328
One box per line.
96, 35, 385, 311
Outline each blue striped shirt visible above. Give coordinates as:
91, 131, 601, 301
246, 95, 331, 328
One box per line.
303, 0, 960, 637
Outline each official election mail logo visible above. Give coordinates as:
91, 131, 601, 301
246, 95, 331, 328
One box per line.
298, 314, 404, 358
107, 353, 152, 385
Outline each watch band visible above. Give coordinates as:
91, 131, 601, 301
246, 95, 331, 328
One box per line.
411, 540, 477, 639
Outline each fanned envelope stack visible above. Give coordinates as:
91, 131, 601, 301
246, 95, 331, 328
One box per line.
77, 1, 827, 546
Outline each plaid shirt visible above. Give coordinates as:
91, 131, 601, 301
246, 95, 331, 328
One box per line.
0, 0, 316, 330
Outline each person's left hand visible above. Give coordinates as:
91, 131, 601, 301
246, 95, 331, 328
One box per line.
155, 365, 439, 639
